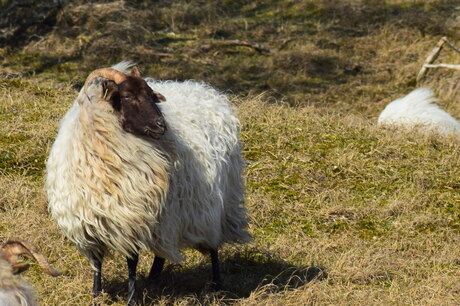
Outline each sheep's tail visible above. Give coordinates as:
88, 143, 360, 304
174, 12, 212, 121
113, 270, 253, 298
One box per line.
2, 239, 62, 277
111, 61, 136, 74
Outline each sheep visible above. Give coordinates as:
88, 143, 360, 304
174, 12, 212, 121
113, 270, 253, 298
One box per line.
378, 87, 460, 136
0, 239, 61, 306
46, 62, 251, 304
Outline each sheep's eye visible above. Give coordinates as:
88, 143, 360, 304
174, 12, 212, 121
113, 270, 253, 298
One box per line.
121, 96, 133, 101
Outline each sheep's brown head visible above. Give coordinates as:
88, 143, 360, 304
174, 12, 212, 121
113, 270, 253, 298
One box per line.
85, 66, 167, 139
1, 239, 61, 277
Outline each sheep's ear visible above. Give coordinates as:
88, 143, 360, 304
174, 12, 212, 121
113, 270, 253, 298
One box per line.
131, 66, 141, 78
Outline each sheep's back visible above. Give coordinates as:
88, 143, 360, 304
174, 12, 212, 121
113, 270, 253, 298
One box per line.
146, 79, 250, 252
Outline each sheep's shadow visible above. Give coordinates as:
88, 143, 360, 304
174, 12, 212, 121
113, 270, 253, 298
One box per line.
103, 249, 327, 304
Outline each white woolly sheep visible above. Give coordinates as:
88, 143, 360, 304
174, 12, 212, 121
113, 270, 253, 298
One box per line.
46, 62, 251, 304
378, 87, 460, 136
0, 239, 61, 306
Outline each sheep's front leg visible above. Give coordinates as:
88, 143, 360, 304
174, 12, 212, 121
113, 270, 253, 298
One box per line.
91, 256, 103, 298
147, 256, 165, 281
210, 249, 222, 290
126, 254, 139, 306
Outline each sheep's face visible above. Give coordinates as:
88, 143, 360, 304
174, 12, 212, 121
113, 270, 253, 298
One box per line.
102, 75, 167, 139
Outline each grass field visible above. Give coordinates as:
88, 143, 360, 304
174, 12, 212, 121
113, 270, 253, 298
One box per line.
1, 0, 460, 305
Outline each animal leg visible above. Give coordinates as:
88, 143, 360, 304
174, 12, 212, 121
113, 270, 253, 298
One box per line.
126, 253, 139, 306
147, 255, 165, 281
210, 249, 222, 291
91, 256, 103, 298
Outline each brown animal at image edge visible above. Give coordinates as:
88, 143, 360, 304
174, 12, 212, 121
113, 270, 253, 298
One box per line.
0, 239, 61, 306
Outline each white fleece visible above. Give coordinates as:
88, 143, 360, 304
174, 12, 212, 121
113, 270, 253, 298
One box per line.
46, 63, 250, 265
378, 88, 460, 135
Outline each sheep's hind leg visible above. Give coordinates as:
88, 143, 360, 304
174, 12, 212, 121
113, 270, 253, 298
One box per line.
126, 253, 139, 306
147, 255, 165, 281
210, 249, 222, 291
91, 256, 103, 298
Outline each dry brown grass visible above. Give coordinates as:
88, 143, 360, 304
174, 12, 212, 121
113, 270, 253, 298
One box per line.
1, 0, 460, 305
1, 90, 459, 305
1, 0, 460, 106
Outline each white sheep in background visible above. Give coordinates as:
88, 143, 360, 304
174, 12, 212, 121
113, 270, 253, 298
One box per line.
0, 239, 61, 306
378, 87, 460, 136
46, 62, 251, 304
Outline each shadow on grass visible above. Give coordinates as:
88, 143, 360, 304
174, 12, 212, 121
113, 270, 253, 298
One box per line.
103, 249, 327, 304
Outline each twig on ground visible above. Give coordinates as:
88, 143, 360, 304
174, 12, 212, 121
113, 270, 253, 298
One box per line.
444, 39, 460, 54
416, 36, 447, 82
201, 39, 272, 53
417, 37, 460, 82
423, 64, 460, 71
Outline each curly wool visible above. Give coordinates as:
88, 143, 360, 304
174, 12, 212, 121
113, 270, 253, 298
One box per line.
145, 77, 251, 255
46, 64, 250, 264
46, 87, 170, 261
378, 88, 460, 135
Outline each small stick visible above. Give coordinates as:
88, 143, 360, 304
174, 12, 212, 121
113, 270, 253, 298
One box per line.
444, 39, 460, 54
416, 36, 447, 83
422, 63, 460, 71
201, 39, 272, 53
222, 40, 272, 53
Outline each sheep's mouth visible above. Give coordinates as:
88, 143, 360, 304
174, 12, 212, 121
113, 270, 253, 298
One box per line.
144, 126, 166, 139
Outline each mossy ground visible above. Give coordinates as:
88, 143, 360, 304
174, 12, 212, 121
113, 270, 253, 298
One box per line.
1, 0, 460, 305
